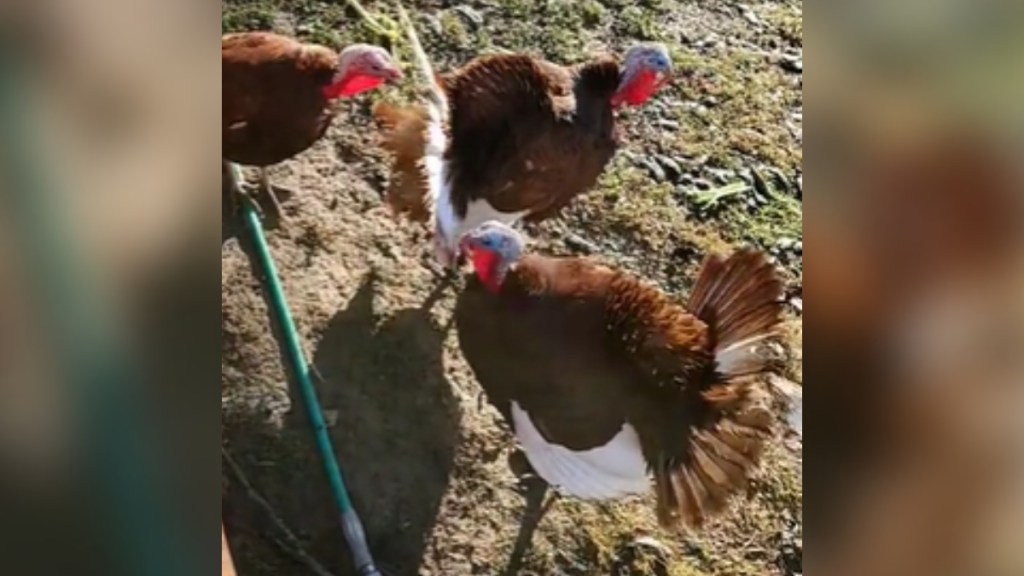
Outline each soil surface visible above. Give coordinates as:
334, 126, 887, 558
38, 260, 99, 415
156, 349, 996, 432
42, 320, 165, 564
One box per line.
222, 1, 803, 575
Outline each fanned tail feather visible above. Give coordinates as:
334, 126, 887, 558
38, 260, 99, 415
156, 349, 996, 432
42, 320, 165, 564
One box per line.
687, 248, 785, 377
654, 383, 774, 528
655, 248, 784, 529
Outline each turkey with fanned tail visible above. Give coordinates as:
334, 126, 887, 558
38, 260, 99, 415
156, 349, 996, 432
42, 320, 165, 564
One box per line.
454, 221, 784, 528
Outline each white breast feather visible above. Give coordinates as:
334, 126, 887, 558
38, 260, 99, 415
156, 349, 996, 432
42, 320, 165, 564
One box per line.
511, 401, 650, 500
422, 98, 529, 256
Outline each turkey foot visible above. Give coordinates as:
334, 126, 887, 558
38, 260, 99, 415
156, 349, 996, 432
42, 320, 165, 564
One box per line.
225, 161, 266, 221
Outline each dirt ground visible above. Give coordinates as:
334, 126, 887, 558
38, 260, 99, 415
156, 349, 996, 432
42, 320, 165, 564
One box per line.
221, 1, 803, 575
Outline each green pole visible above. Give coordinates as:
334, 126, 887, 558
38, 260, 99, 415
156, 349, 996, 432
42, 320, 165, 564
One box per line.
240, 201, 381, 576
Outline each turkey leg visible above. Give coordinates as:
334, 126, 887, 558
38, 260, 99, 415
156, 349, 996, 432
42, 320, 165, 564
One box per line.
257, 167, 295, 222
502, 448, 560, 576
509, 448, 559, 507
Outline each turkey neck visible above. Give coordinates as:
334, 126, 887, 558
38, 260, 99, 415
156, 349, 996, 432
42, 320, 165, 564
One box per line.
576, 58, 622, 101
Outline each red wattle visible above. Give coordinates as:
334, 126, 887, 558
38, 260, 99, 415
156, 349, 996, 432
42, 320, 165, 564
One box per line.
323, 74, 384, 99
614, 70, 658, 107
470, 250, 502, 292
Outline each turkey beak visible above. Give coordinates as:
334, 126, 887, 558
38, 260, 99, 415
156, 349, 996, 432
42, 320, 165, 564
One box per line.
386, 68, 404, 82
655, 68, 673, 91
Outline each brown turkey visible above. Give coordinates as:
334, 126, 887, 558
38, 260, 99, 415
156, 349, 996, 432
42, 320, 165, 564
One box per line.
378, 7, 672, 267
223, 31, 402, 219
454, 221, 783, 528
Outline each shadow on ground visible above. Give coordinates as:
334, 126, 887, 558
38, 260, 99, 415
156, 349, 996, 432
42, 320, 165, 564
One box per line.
224, 273, 461, 576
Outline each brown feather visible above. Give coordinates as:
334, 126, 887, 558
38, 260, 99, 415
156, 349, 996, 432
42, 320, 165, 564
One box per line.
444, 54, 621, 219
222, 32, 338, 167
371, 102, 432, 222
687, 248, 785, 357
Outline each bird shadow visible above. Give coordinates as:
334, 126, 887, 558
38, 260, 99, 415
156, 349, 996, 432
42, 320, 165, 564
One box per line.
224, 271, 459, 576
301, 272, 462, 575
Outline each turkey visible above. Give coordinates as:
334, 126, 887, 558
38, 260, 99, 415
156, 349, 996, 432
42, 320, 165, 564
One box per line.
454, 221, 783, 528
223, 31, 402, 219
378, 7, 672, 267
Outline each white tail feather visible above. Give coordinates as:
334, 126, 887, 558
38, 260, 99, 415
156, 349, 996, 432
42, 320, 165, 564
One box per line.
715, 334, 775, 377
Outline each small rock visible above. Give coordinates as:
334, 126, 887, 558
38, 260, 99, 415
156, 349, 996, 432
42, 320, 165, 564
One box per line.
631, 535, 672, 557
655, 155, 682, 180
655, 118, 680, 130
695, 34, 718, 50
565, 233, 597, 254
777, 237, 797, 251
790, 296, 803, 312
742, 9, 761, 26
679, 173, 694, 186
640, 157, 666, 182
769, 167, 793, 194
701, 95, 719, 107
451, 5, 484, 28
780, 54, 803, 73
693, 178, 712, 191
751, 168, 773, 197
648, 101, 668, 114
793, 240, 803, 254
708, 168, 732, 184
